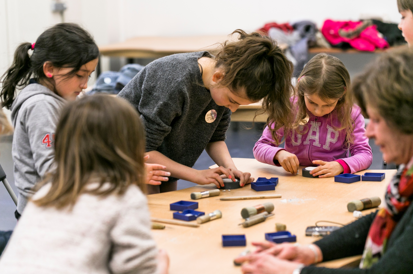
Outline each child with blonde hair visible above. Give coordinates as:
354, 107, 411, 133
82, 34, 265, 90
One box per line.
254, 53, 372, 177
0, 95, 169, 274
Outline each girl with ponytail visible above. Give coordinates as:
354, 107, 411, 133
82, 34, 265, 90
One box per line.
118, 29, 294, 193
0, 23, 99, 217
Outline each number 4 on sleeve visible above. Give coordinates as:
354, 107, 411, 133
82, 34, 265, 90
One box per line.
42, 133, 55, 148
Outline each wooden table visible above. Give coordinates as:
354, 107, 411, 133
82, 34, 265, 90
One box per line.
232, 102, 267, 123
99, 35, 240, 59
147, 158, 394, 273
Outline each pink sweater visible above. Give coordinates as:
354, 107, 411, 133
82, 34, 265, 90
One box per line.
253, 105, 372, 174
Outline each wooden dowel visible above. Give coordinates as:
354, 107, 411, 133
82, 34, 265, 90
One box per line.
151, 218, 200, 228
220, 194, 282, 201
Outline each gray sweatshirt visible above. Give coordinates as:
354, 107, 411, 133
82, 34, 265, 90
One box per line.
11, 83, 66, 213
0, 183, 158, 274
118, 52, 231, 181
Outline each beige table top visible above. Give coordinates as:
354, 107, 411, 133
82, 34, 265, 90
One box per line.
99, 35, 234, 58
148, 158, 394, 274
99, 35, 288, 59
232, 101, 267, 123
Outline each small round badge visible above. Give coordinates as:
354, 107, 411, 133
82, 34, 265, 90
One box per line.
205, 109, 217, 123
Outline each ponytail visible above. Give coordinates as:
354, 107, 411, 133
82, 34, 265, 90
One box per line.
1, 23, 99, 109
262, 47, 294, 145
1, 42, 33, 109
215, 29, 294, 144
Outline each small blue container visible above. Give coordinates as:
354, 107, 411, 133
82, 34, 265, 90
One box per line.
334, 174, 361, 184
362, 173, 385, 181
265, 231, 297, 244
251, 181, 276, 191
256, 177, 278, 184
222, 235, 246, 247
170, 200, 198, 211
173, 209, 205, 221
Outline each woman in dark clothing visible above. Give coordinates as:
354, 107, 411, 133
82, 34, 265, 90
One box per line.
234, 47, 413, 274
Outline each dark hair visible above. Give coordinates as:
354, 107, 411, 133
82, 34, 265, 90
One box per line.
352, 47, 413, 135
398, 0, 413, 12
295, 53, 354, 145
34, 94, 147, 209
1, 23, 99, 109
215, 29, 294, 144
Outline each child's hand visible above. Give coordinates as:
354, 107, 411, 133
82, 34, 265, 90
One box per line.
195, 167, 235, 188
230, 168, 254, 187
275, 150, 300, 175
310, 160, 344, 178
145, 163, 170, 185
144, 154, 170, 185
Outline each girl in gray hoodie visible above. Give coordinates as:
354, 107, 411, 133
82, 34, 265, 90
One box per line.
0, 23, 99, 218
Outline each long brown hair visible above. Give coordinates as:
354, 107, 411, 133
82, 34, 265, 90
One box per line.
34, 94, 146, 209
294, 53, 354, 146
215, 29, 294, 144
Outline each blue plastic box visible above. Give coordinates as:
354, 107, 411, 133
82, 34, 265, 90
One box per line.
170, 201, 198, 211
251, 181, 276, 191
334, 174, 361, 184
173, 209, 205, 221
256, 177, 278, 184
265, 231, 297, 244
222, 235, 247, 247
362, 173, 385, 181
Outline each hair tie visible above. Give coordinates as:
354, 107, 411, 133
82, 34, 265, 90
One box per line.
297, 75, 304, 82
31, 43, 35, 50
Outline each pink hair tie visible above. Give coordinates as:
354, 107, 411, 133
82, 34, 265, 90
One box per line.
297, 75, 304, 82
31, 43, 35, 50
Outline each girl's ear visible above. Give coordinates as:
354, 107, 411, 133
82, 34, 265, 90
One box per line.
212, 70, 224, 84
43, 62, 54, 78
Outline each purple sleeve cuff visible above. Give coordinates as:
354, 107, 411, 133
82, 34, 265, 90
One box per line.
272, 149, 286, 166
336, 159, 350, 174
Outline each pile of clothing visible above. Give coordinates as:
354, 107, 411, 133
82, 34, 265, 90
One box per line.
258, 21, 327, 77
88, 64, 144, 95
321, 19, 404, 51
257, 19, 404, 76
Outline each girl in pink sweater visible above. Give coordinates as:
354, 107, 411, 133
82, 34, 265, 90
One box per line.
254, 53, 372, 177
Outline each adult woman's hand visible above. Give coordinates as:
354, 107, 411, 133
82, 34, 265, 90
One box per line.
241, 254, 302, 274
234, 242, 322, 266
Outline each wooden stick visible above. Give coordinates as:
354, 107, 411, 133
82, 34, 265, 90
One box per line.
220, 194, 282, 201
150, 218, 200, 228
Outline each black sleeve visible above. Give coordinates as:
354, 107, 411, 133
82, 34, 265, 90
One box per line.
301, 210, 413, 274
209, 109, 231, 143
314, 212, 377, 262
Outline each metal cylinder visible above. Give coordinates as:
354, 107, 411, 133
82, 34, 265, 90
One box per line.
241, 202, 274, 219
347, 197, 381, 212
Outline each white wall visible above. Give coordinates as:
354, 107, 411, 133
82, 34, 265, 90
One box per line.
0, 0, 402, 78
